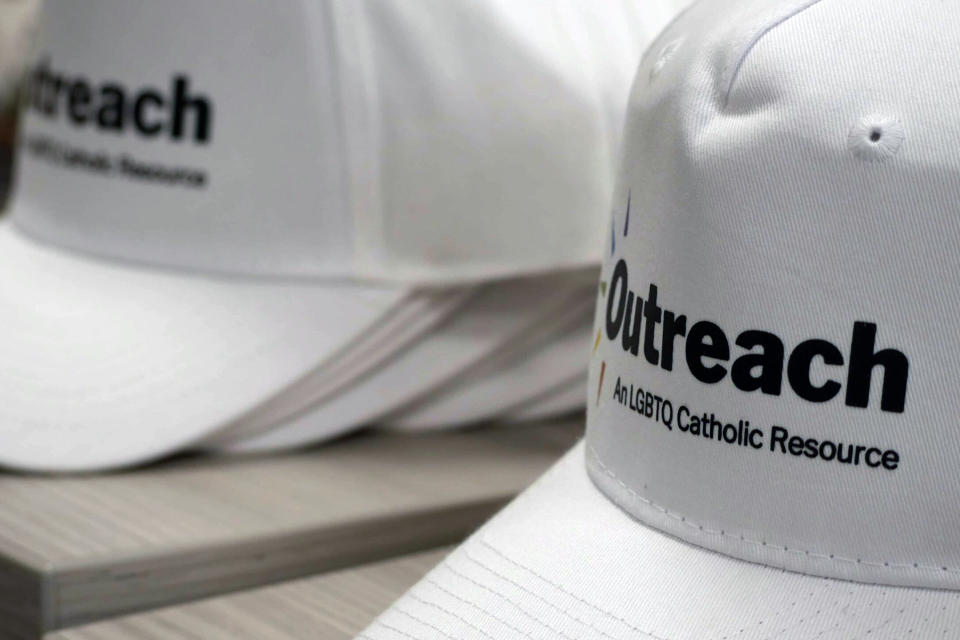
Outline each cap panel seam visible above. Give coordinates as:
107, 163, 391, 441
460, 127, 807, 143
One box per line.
721, 0, 829, 107
307, 0, 358, 270
323, 0, 384, 274
587, 444, 960, 577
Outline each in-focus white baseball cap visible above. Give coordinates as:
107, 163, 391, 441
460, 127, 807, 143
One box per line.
363, 0, 960, 637
1, 0, 652, 472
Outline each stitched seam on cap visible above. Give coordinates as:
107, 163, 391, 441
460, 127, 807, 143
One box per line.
722, 0, 829, 107
423, 580, 532, 639
407, 592, 497, 640
369, 620, 420, 640
477, 539, 670, 638
393, 607, 458, 640
441, 562, 579, 640
850, 606, 914, 640
475, 539, 863, 640
587, 444, 960, 576
459, 550, 624, 640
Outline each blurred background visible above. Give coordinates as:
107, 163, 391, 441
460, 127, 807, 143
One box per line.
0, 0, 36, 208
0, 1, 688, 638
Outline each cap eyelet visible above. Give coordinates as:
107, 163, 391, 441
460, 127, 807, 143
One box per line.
848, 115, 905, 162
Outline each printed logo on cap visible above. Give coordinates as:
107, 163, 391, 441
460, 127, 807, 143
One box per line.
595, 194, 908, 474
584, 0, 960, 588
22, 57, 213, 188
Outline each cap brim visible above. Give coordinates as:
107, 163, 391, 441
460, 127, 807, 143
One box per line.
0, 224, 410, 472
502, 372, 586, 422
364, 441, 960, 640
210, 273, 593, 453
199, 287, 473, 450
385, 302, 593, 431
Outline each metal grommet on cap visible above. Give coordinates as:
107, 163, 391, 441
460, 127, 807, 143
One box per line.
848, 115, 905, 162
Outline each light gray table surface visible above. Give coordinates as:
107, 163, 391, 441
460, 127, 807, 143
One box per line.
0, 418, 581, 639
46, 547, 450, 640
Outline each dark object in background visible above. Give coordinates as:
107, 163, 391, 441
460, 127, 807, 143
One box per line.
0, 0, 41, 212
0, 106, 15, 210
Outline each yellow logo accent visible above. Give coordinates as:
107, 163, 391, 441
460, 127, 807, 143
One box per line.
596, 361, 606, 406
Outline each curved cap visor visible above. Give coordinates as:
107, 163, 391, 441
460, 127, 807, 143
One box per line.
385, 301, 593, 431
502, 373, 586, 423
364, 442, 960, 640
0, 224, 406, 472
199, 287, 473, 450
210, 272, 593, 453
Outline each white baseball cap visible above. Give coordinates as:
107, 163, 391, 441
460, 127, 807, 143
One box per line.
502, 373, 587, 422
198, 285, 476, 452
384, 294, 594, 431
203, 270, 596, 453
363, 0, 960, 637
1, 0, 653, 472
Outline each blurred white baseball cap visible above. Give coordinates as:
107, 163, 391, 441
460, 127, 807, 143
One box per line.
0, 0, 656, 471
205, 270, 594, 453
384, 289, 594, 431
503, 373, 587, 423
364, 0, 960, 637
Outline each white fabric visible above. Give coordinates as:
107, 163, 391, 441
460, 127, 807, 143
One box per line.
200, 287, 473, 448
386, 294, 593, 430
365, 0, 960, 635
210, 272, 592, 453
0, 0, 663, 471
364, 443, 960, 640
12, 0, 654, 283
0, 226, 405, 472
503, 374, 586, 423
379, 280, 594, 431
587, 0, 960, 590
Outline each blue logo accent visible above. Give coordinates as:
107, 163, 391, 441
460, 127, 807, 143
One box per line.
610, 213, 616, 256
623, 191, 631, 237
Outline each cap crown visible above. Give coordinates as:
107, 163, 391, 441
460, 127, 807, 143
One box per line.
588, 0, 960, 590
11, 0, 656, 282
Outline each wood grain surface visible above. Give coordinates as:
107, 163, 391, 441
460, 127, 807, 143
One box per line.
0, 418, 581, 638
47, 547, 449, 640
